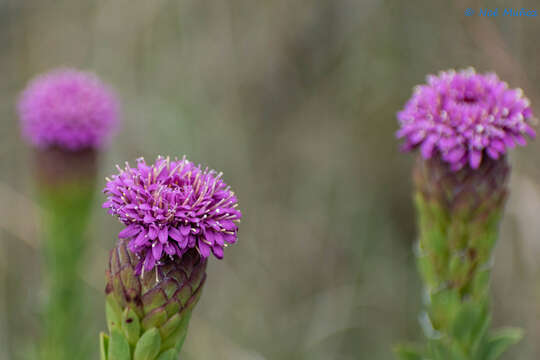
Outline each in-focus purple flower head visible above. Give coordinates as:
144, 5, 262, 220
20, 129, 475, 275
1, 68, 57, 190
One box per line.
18, 68, 120, 151
397, 68, 536, 171
103, 156, 241, 273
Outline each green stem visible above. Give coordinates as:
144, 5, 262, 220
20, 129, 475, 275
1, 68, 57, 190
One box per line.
39, 180, 96, 360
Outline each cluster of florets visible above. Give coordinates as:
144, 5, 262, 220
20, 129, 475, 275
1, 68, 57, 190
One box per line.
103, 156, 241, 273
18, 68, 120, 151
397, 68, 535, 170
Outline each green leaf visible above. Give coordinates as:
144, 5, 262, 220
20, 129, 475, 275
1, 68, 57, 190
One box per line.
393, 343, 424, 360
106, 295, 123, 332
161, 311, 192, 352
122, 307, 141, 346
451, 302, 487, 347
471, 269, 491, 300
100, 332, 109, 360
417, 255, 436, 289
134, 328, 162, 360
448, 254, 468, 285
428, 340, 464, 360
156, 349, 178, 360
469, 308, 490, 355
429, 289, 460, 330
429, 341, 453, 360
159, 313, 182, 340
108, 329, 131, 360
481, 327, 523, 360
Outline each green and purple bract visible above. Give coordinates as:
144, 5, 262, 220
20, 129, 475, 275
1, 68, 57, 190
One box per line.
18, 68, 120, 151
397, 68, 535, 170
103, 156, 241, 274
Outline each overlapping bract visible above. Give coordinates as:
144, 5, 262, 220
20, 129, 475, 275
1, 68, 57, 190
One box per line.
103, 156, 241, 273
18, 68, 120, 151
103, 239, 207, 360
397, 68, 535, 170
412, 155, 509, 298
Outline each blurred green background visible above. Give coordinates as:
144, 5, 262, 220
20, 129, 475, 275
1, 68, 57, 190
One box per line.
1, 0, 540, 359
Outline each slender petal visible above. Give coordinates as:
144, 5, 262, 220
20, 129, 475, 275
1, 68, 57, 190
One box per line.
103, 156, 242, 273
118, 224, 141, 238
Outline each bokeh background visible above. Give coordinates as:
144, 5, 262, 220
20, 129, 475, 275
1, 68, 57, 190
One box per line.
1, 0, 540, 359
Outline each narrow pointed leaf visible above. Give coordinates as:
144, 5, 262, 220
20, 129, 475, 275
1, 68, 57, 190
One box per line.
106, 295, 123, 332
134, 328, 162, 360
121, 307, 141, 346
159, 313, 182, 340
161, 312, 192, 352
108, 329, 131, 360
156, 349, 177, 360
393, 343, 424, 360
482, 327, 523, 360
100, 332, 109, 360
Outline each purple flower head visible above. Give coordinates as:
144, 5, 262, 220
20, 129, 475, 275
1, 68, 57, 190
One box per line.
103, 156, 241, 273
397, 68, 536, 170
18, 68, 120, 151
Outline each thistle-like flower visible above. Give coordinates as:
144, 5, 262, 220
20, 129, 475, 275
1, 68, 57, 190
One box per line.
103, 156, 242, 273
18, 68, 120, 151
395, 69, 532, 360
397, 68, 535, 170
100, 156, 241, 359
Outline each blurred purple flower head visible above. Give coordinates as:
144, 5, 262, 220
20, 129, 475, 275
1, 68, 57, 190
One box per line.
103, 156, 241, 273
18, 68, 120, 151
397, 68, 536, 170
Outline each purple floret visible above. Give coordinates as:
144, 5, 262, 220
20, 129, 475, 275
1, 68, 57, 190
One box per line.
18, 68, 120, 151
397, 68, 536, 170
103, 156, 241, 273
